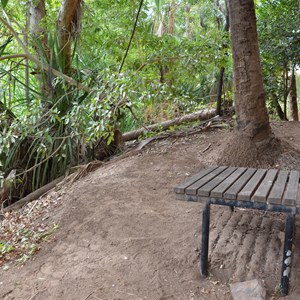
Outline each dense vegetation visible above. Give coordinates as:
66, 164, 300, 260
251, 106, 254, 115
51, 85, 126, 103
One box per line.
0, 0, 299, 201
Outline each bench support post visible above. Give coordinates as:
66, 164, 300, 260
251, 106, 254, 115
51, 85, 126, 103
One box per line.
280, 213, 295, 296
200, 201, 210, 277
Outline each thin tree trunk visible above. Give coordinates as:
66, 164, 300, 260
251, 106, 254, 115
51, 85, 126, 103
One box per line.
29, 0, 52, 98
228, 0, 272, 143
216, 67, 225, 115
283, 65, 289, 120
58, 0, 82, 74
167, 1, 176, 34
215, 2, 229, 116
24, 5, 30, 106
185, 4, 191, 38
289, 68, 298, 121
272, 94, 286, 120
29, 0, 48, 49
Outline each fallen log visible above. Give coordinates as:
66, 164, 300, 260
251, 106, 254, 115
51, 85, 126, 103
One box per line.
122, 108, 216, 141
3, 176, 64, 212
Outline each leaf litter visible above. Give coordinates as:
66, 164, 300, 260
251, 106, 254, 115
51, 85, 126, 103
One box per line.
0, 190, 63, 269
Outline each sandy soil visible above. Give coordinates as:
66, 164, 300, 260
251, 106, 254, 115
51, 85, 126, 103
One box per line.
1, 121, 300, 300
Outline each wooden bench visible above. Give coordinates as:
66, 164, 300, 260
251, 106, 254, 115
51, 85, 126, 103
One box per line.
174, 166, 300, 296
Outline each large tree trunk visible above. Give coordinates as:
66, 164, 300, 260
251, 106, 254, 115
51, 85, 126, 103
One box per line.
289, 68, 299, 121
228, 0, 272, 144
58, 0, 82, 74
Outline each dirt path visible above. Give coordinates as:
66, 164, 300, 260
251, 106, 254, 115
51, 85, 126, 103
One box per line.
1, 122, 300, 300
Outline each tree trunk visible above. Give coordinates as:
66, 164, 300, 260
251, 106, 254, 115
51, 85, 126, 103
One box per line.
24, 5, 30, 106
167, 1, 176, 34
185, 4, 191, 38
272, 94, 286, 121
29, 0, 47, 49
29, 0, 52, 98
228, 0, 272, 144
58, 0, 82, 74
289, 68, 298, 121
283, 65, 289, 120
157, 1, 176, 84
216, 67, 225, 115
215, 2, 229, 116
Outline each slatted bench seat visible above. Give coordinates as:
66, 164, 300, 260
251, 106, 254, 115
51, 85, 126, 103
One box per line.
174, 166, 300, 296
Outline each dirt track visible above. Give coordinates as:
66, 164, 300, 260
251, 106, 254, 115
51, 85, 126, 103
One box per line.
1, 122, 300, 300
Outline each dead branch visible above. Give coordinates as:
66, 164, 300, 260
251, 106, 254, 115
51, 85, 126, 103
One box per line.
3, 176, 64, 212
202, 143, 212, 152
122, 108, 216, 141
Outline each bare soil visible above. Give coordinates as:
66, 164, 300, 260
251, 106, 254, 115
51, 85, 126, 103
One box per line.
1, 121, 300, 300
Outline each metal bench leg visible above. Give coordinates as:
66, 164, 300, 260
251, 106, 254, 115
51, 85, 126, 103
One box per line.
200, 201, 210, 277
280, 213, 295, 296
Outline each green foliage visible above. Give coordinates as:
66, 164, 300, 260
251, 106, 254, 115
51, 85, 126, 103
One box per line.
2, 0, 294, 199
257, 0, 300, 117
1, 0, 8, 9
0, 241, 15, 254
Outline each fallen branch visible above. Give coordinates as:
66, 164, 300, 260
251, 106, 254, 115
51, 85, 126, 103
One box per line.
67, 161, 104, 183
3, 176, 64, 212
202, 143, 212, 153
122, 108, 216, 141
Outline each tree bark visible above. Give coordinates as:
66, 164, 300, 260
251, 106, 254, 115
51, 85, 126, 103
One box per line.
58, 0, 82, 74
228, 0, 272, 144
216, 67, 225, 115
283, 65, 289, 120
185, 4, 191, 38
29, 0, 52, 98
29, 0, 48, 49
24, 5, 30, 106
167, 1, 176, 34
216, 2, 229, 116
272, 94, 286, 121
289, 68, 298, 121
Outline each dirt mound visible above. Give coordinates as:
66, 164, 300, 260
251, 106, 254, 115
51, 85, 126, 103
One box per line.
216, 132, 282, 168
1, 121, 300, 300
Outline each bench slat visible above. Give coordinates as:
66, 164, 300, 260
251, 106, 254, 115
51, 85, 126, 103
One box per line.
210, 168, 247, 198
283, 171, 299, 206
197, 167, 237, 196
173, 166, 218, 194
237, 169, 267, 201
252, 169, 278, 203
186, 166, 228, 195
224, 168, 257, 200
268, 171, 289, 205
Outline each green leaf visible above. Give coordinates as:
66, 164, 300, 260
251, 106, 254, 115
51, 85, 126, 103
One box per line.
1, 0, 8, 8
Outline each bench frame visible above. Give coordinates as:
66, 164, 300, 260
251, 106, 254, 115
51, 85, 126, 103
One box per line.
175, 166, 299, 296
